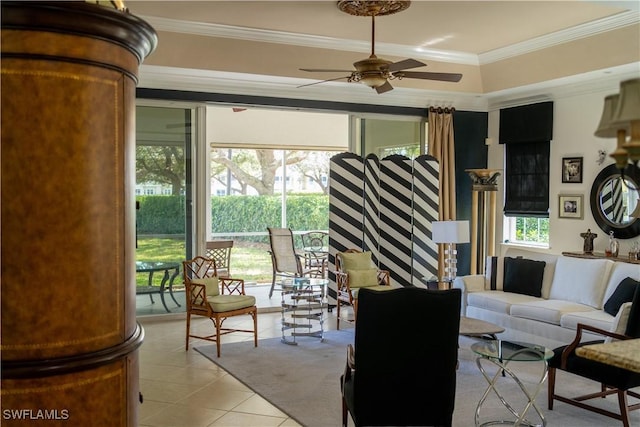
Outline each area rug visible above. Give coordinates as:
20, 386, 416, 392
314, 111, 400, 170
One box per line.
196, 333, 639, 427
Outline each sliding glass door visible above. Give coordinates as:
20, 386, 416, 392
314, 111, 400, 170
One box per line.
135, 105, 193, 315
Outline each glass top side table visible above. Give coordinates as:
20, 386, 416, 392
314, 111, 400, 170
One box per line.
471, 340, 553, 427
281, 278, 328, 345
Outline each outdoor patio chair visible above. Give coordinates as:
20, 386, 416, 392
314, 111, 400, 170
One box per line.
267, 227, 315, 298
183, 256, 258, 357
334, 249, 391, 329
205, 239, 234, 278
300, 231, 329, 278
341, 287, 462, 426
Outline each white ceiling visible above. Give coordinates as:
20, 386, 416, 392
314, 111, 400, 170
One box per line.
127, 1, 640, 111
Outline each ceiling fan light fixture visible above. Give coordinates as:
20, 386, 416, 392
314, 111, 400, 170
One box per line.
358, 73, 389, 88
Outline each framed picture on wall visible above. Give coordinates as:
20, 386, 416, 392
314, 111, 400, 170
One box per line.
559, 194, 583, 219
562, 157, 583, 183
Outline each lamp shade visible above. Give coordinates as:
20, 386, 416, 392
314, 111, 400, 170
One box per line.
432, 220, 470, 244
594, 94, 622, 138
612, 78, 640, 125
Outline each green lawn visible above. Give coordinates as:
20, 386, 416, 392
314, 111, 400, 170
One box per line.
136, 237, 274, 285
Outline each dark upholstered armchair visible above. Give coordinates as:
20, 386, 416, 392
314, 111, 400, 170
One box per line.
547, 282, 640, 427
341, 287, 461, 427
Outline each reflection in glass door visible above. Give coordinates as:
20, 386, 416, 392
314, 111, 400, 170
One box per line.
135, 105, 192, 315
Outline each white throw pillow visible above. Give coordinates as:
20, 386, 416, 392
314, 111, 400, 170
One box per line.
548, 256, 613, 308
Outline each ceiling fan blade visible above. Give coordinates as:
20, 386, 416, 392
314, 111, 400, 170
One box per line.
386, 58, 426, 73
375, 80, 394, 94
297, 75, 351, 88
398, 71, 463, 82
300, 68, 354, 73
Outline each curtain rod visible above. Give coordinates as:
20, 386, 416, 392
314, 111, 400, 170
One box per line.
429, 106, 455, 113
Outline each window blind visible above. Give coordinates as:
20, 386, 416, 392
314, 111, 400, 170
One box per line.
503, 141, 550, 217
500, 102, 553, 217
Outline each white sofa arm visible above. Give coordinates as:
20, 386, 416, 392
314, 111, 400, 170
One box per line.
453, 275, 486, 315
453, 275, 486, 292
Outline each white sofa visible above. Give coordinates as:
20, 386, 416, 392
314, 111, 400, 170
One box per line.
453, 247, 640, 350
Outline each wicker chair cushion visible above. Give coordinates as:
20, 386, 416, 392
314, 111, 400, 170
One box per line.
340, 251, 375, 270
206, 294, 256, 312
347, 269, 379, 288
191, 277, 219, 297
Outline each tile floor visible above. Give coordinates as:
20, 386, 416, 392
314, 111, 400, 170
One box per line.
137, 285, 343, 427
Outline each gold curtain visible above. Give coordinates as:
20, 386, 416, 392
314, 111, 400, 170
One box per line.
427, 107, 457, 278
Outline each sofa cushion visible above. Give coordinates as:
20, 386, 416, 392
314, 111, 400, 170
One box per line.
603, 277, 640, 316
467, 290, 539, 315
503, 257, 545, 297
548, 256, 613, 308
560, 308, 616, 332
510, 299, 595, 325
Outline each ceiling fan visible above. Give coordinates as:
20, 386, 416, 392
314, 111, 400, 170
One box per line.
299, 2, 462, 94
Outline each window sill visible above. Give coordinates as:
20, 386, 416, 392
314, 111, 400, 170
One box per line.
501, 241, 550, 250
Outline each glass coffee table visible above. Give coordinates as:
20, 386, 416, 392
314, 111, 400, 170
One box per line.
471, 340, 553, 427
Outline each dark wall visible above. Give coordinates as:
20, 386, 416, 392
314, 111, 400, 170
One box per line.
453, 110, 489, 276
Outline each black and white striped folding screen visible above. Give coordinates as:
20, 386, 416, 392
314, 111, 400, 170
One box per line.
363, 154, 381, 264
328, 153, 365, 305
379, 155, 414, 287
328, 152, 439, 305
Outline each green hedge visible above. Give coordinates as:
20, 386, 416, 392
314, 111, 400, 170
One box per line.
136, 194, 329, 237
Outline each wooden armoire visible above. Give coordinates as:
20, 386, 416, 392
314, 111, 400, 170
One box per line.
1, 2, 156, 425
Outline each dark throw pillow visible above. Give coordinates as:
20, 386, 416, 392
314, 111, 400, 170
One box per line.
624, 281, 640, 338
603, 277, 640, 316
503, 257, 545, 297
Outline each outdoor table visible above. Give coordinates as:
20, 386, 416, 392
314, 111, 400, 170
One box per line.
136, 261, 181, 312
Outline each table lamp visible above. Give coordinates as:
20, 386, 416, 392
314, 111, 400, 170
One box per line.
432, 220, 470, 281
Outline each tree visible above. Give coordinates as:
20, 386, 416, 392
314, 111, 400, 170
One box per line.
136, 145, 185, 194
210, 148, 309, 195
293, 151, 331, 195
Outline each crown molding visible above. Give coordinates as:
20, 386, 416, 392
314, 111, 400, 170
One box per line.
138, 65, 488, 112
140, 10, 637, 68
139, 61, 639, 113
479, 10, 639, 64
140, 14, 478, 65
485, 62, 640, 110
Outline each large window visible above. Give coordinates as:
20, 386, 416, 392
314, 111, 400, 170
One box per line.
356, 117, 425, 158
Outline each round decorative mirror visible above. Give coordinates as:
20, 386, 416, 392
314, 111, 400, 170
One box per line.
590, 164, 640, 239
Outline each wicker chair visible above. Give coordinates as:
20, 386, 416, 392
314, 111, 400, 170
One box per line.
334, 249, 391, 330
183, 256, 257, 357
205, 240, 233, 278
